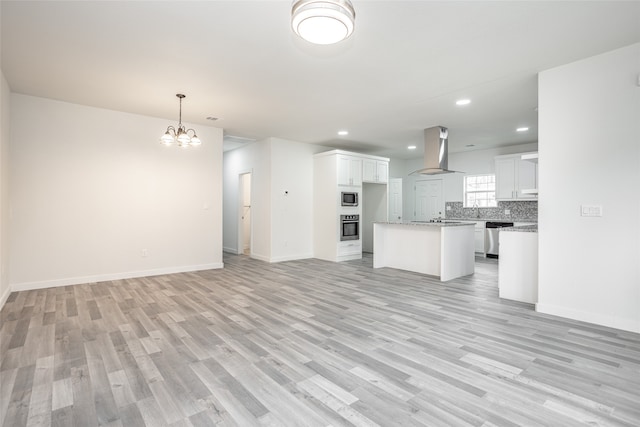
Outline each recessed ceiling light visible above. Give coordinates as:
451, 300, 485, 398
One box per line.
517, 127, 529, 132
338, 130, 349, 136
206, 116, 219, 121
456, 99, 471, 106
466, 144, 475, 148
407, 145, 417, 150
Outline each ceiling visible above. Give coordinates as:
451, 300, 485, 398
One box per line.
2, 1, 639, 159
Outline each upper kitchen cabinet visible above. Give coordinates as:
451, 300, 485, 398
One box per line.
495, 152, 538, 200
337, 155, 362, 187
362, 159, 389, 184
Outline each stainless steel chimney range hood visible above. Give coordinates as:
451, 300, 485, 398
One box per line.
411, 126, 462, 175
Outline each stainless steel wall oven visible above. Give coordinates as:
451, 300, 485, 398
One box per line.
340, 214, 360, 241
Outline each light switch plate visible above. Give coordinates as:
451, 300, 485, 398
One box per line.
581, 205, 603, 217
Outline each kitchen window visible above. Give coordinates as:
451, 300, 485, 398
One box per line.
464, 174, 497, 207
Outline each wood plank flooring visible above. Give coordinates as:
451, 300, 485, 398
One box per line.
1, 254, 639, 426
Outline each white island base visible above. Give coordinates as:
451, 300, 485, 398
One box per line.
373, 222, 475, 281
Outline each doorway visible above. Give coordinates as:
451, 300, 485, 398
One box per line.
414, 179, 444, 221
238, 172, 252, 255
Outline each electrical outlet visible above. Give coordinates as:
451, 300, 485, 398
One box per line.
504, 209, 511, 215
581, 205, 603, 217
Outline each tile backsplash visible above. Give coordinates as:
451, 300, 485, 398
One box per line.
445, 201, 537, 222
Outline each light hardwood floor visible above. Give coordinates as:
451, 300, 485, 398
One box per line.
1, 254, 639, 426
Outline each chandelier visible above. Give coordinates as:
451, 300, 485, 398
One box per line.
160, 94, 202, 148
291, 0, 356, 45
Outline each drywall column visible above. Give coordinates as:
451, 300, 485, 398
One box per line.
537, 43, 640, 333
0, 71, 11, 306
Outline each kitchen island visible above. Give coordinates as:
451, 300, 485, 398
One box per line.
373, 221, 475, 281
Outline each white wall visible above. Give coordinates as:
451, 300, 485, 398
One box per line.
223, 138, 271, 259
270, 138, 325, 261
538, 43, 640, 333
10, 95, 224, 290
388, 157, 406, 179
362, 183, 388, 253
223, 138, 327, 262
0, 71, 10, 306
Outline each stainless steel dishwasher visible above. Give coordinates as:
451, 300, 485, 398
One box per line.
485, 221, 514, 258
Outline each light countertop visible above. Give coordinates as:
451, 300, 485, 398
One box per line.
447, 217, 538, 223
501, 225, 538, 233
374, 221, 475, 228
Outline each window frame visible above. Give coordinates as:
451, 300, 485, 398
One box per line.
463, 174, 497, 208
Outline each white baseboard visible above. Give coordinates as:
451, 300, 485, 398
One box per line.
536, 302, 640, 334
10, 263, 224, 293
0, 285, 11, 310
269, 253, 314, 263
250, 253, 270, 263
223, 246, 239, 254
247, 252, 313, 263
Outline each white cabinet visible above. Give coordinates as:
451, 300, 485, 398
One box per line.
337, 155, 362, 187
499, 230, 538, 304
473, 221, 485, 254
337, 241, 362, 257
314, 150, 389, 263
363, 159, 389, 184
495, 153, 538, 200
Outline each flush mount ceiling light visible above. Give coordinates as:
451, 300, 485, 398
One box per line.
456, 99, 471, 106
291, 0, 356, 45
160, 94, 202, 148
516, 127, 530, 132
338, 130, 349, 136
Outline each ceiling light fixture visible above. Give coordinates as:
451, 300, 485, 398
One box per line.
291, 0, 356, 45
456, 99, 471, 106
160, 94, 202, 148
407, 145, 417, 150
338, 130, 349, 136
516, 127, 529, 132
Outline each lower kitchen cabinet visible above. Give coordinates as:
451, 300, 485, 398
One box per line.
499, 229, 538, 304
337, 241, 362, 258
474, 221, 485, 254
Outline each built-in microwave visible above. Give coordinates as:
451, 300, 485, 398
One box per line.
341, 191, 358, 207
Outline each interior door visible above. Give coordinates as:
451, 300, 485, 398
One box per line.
388, 178, 402, 221
238, 172, 252, 255
415, 179, 443, 221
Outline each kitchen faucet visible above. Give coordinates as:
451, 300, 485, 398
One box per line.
473, 203, 480, 218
